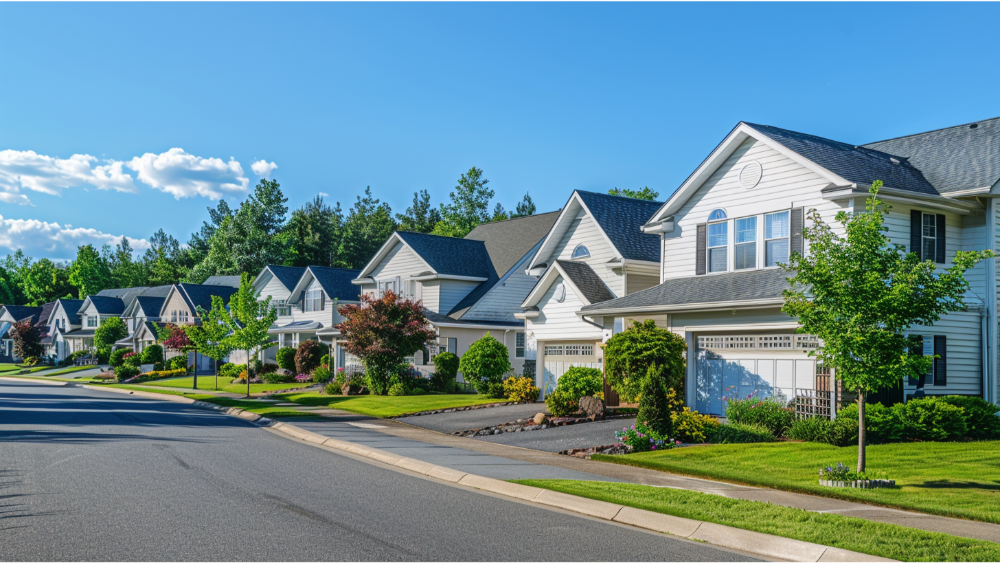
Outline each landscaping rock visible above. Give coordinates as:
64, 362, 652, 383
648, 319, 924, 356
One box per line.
533, 413, 547, 425
277, 368, 293, 376
578, 396, 604, 418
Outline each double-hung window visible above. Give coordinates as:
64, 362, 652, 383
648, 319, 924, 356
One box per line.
515, 332, 525, 358
734, 217, 757, 270
273, 300, 291, 316
765, 211, 790, 267
87, 315, 98, 328
707, 221, 728, 273
305, 289, 324, 312
922, 213, 937, 262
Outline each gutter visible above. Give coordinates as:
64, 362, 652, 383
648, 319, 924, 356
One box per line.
577, 297, 786, 317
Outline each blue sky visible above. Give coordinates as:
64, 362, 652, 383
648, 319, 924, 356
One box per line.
1, 2, 998, 260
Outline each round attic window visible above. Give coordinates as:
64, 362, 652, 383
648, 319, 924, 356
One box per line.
553, 283, 566, 303
739, 160, 763, 189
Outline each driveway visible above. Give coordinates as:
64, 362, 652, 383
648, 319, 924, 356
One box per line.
395, 402, 547, 434
476, 416, 636, 453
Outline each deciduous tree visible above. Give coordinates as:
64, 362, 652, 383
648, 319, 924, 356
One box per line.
396, 189, 441, 234
217, 274, 278, 397
608, 186, 659, 200
9, 320, 42, 362
93, 316, 127, 361
432, 167, 493, 238
69, 245, 112, 299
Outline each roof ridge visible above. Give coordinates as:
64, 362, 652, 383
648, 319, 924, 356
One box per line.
744, 122, 859, 151
465, 210, 561, 228
575, 189, 664, 204
861, 116, 1000, 147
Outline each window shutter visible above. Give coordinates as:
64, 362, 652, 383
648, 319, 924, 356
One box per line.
933, 335, 947, 386
935, 214, 946, 264
695, 223, 707, 275
320, 292, 326, 312
910, 210, 922, 259
908, 335, 923, 386
790, 207, 804, 257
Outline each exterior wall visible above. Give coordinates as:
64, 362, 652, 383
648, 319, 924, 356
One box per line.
527, 274, 603, 343
370, 242, 426, 279
438, 280, 481, 315
258, 275, 294, 322
463, 247, 538, 323
162, 290, 194, 324
548, 209, 623, 296
433, 325, 527, 378
625, 272, 660, 295
79, 303, 100, 328
418, 281, 440, 313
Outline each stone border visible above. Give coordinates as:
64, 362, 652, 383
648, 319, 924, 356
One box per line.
395, 400, 532, 418
452, 413, 636, 438
820, 479, 895, 489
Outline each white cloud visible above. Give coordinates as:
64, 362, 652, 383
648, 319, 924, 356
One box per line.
0, 150, 138, 205
251, 159, 278, 179
0, 214, 151, 260
318, 191, 330, 197
127, 148, 249, 200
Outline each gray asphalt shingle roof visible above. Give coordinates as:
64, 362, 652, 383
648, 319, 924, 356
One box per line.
134, 296, 166, 318
0, 305, 42, 324
58, 299, 84, 322
422, 309, 523, 328
556, 260, 616, 305
264, 266, 307, 291
177, 283, 238, 314
575, 191, 663, 262
580, 268, 790, 313
202, 275, 242, 288
309, 267, 362, 301
396, 231, 494, 278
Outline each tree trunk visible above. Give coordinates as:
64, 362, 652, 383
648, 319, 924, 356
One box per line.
857, 391, 866, 474
214, 357, 218, 391
193, 350, 198, 390
246, 352, 251, 398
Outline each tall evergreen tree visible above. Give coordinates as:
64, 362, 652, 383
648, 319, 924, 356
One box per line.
513, 192, 536, 218
337, 187, 397, 268
143, 230, 186, 286
432, 167, 494, 237
396, 189, 441, 234
109, 237, 148, 289
491, 202, 509, 222
288, 195, 342, 267
69, 245, 113, 298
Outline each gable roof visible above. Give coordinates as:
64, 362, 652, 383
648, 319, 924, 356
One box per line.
36, 302, 55, 327
55, 299, 84, 324
86, 295, 127, 315
175, 283, 238, 314
395, 231, 494, 278
0, 305, 43, 324
134, 296, 166, 318
256, 266, 307, 292
202, 275, 242, 288
861, 117, 1000, 194
575, 191, 663, 261
307, 267, 362, 301
554, 260, 616, 305
464, 212, 560, 278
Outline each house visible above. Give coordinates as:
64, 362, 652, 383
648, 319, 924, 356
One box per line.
202, 275, 242, 288
280, 266, 362, 366
45, 299, 84, 360
515, 191, 663, 396
119, 286, 172, 353
64, 294, 132, 354
352, 212, 559, 377
579, 118, 1000, 414
146, 283, 240, 370
0, 305, 43, 362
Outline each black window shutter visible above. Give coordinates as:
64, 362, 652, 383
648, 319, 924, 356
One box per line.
908, 335, 923, 386
910, 210, 922, 259
695, 223, 707, 275
935, 214, 946, 264
790, 207, 804, 257
934, 335, 947, 386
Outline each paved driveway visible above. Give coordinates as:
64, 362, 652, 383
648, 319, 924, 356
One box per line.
477, 416, 635, 453
395, 402, 547, 433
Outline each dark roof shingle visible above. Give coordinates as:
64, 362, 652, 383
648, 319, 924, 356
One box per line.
309, 267, 362, 301
396, 231, 493, 278
556, 260, 616, 305
575, 191, 663, 262
266, 266, 307, 291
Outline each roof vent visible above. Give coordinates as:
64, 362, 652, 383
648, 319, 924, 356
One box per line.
970, 123, 979, 129
890, 157, 900, 165
739, 160, 763, 189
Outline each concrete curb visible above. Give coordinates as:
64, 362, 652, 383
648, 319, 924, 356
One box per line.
47, 380, 893, 563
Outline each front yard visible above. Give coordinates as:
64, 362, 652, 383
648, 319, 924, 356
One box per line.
594, 441, 1000, 524
141, 375, 310, 395
273, 391, 509, 418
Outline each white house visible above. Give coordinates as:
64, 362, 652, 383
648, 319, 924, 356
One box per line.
580, 118, 1000, 415
45, 299, 84, 361
0, 305, 43, 362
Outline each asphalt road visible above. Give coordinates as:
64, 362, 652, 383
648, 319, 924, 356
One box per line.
0, 379, 755, 561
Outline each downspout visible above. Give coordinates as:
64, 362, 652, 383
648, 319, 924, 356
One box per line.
982, 308, 990, 404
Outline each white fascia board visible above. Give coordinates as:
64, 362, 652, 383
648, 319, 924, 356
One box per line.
824, 186, 981, 215
641, 217, 674, 234
513, 311, 539, 319
576, 297, 785, 317
521, 263, 563, 308
355, 233, 437, 280
647, 123, 848, 225
527, 193, 584, 271
288, 269, 318, 303
574, 195, 624, 264
411, 274, 488, 282
250, 267, 272, 294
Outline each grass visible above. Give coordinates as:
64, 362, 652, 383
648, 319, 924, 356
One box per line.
514, 480, 1000, 562
91, 384, 314, 418
0, 364, 61, 374
140, 375, 311, 395
273, 391, 508, 418
41, 366, 97, 377
593, 441, 1000, 524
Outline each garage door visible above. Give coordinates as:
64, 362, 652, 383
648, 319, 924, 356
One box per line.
542, 342, 600, 395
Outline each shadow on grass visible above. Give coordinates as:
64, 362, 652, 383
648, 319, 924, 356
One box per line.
910, 480, 1000, 491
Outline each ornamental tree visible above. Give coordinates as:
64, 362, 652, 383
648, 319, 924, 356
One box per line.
217, 273, 278, 397
782, 181, 993, 472
9, 320, 42, 362
459, 332, 511, 398
336, 290, 435, 395
161, 323, 195, 381
604, 319, 686, 403
93, 316, 127, 361
190, 296, 235, 391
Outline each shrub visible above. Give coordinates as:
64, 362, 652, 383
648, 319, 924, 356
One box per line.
123, 352, 142, 368
604, 319, 686, 403
459, 333, 511, 398
320, 354, 330, 368
295, 341, 324, 375
312, 366, 333, 384
710, 422, 776, 444
114, 364, 140, 382
430, 354, 460, 392
93, 317, 127, 359
616, 421, 678, 453
140, 345, 164, 365
23, 356, 40, 366
894, 398, 967, 442
411, 387, 426, 395
545, 389, 577, 417
786, 417, 832, 442
671, 407, 718, 443
276, 347, 297, 372
153, 361, 164, 371
109, 348, 129, 368
261, 371, 295, 384
324, 381, 341, 395
503, 376, 540, 402
638, 365, 676, 437
864, 402, 905, 444
555, 367, 604, 401
168, 355, 188, 372
294, 374, 312, 383
725, 394, 794, 437
219, 363, 243, 378
388, 382, 408, 396
937, 395, 1000, 440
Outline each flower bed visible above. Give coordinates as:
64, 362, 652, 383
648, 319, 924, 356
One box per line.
819, 479, 895, 489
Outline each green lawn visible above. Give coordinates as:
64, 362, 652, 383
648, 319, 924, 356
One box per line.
593, 441, 1000, 524
273, 391, 508, 418
141, 375, 311, 395
515, 480, 1000, 562
42, 366, 98, 377
92, 385, 313, 418
0, 364, 60, 374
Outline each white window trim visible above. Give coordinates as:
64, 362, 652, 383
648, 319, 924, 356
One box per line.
705, 208, 792, 275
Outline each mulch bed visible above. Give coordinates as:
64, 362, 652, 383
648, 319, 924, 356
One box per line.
452, 412, 636, 438
559, 443, 628, 457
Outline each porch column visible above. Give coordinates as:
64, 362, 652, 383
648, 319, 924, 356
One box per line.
536, 340, 546, 401
685, 331, 696, 409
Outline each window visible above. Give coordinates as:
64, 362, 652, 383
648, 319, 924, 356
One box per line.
708, 209, 727, 221
515, 332, 525, 358
922, 213, 937, 262
564, 344, 594, 356
571, 244, 590, 260
178, 311, 189, 323
273, 300, 291, 316
734, 216, 757, 270
305, 289, 324, 312
765, 211, 790, 267
707, 221, 728, 273
402, 279, 420, 302
87, 315, 97, 328
543, 344, 563, 356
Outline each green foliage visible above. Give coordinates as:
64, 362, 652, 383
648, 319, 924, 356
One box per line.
295, 340, 324, 374
320, 354, 330, 368
615, 421, 676, 452
608, 186, 659, 200
324, 381, 341, 395
197, 179, 290, 277
604, 319, 686, 403
93, 317, 127, 358
219, 363, 243, 379
123, 352, 142, 368
638, 365, 675, 437
336, 186, 398, 269
109, 348, 129, 368
311, 365, 333, 384
216, 274, 279, 395
786, 417, 831, 442
671, 407, 719, 443
725, 395, 795, 437
710, 422, 777, 444
276, 347, 296, 371
68, 244, 113, 299
168, 355, 188, 371
396, 189, 442, 234
432, 352, 459, 379
187, 297, 234, 376
936, 396, 1000, 440
114, 364, 140, 382
555, 367, 603, 401
545, 389, 577, 417
502, 376, 540, 402
9, 320, 43, 361
261, 371, 295, 384
896, 399, 967, 442
140, 344, 164, 365
512, 192, 536, 218
432, 167, 493, 238
288, 195, 342, 267
388, 382, 408, 396
459, 333, 511, 398
782, 181, 992, 471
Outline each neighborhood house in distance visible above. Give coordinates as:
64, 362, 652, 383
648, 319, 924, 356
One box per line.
2, 116, 999, 416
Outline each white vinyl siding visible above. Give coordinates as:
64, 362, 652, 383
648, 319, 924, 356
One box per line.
259, 275, 294, 317
462, 246, 538, 322
527, 275, 603, 342
370, 242, 427, 279
420, 281, 441, 313
549, 210, 622, 297
438, 280, 481, 315
907, 311, 982, 396
625, 273, 660, 295
296, 278, 336, 325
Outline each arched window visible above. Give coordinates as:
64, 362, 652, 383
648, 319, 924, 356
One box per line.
571, 244, 590, 259
708, 209, 727, 222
